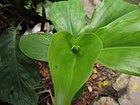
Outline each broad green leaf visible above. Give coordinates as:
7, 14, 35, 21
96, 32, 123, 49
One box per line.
49, 0, 86, 36
82, 0, 138, 32
95, 11, 140, 48
48, 32, 102, 105
95, 8, 140, 76
0, 27, 39, 105
98, 48, 140, 76
20, 33, 52, 62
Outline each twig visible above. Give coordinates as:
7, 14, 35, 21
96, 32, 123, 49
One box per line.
0, 4, 11, 9
39, 95, 49, 104
37, 89, 55, 105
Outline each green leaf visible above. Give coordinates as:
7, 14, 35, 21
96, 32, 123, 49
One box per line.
82, 0, 138, 32
98, 48, 140, 76
0, 27, 39, 105
95, 10, 140, 48
20, 33, 52, 62
94, 6, 140, 75
49, 0, 86, 36
48, 32, 102, 105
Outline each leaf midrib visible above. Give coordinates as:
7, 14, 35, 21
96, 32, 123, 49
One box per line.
12, 27, 22, 89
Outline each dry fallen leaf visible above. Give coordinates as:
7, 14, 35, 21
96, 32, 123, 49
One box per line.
103, 80, 109, 87
40, 67, 49, 77
93, 68, 98, 74
92, 74, 98, 80
87, 85, 93, 92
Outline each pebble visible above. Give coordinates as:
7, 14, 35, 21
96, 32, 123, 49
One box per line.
113, 74, 130, 91
119, 76, 140, 105
81, 0, 101, 18
93, 97, 119, 105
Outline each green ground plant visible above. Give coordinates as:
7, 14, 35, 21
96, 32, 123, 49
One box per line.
1, 0, 140, 105
20, 0, 140, 105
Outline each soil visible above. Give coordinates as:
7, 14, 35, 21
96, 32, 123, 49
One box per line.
36, 61, 120, 105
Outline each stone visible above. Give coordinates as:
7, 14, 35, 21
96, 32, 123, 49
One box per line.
94, 0, 101, 5
24, 22, 51, 35
81, 0, 101, 18
113, 74, 130, 91
93, 97, 119, 105
119, 76, 140, 105
81, 0, 94, 18
118, 94, 133, 105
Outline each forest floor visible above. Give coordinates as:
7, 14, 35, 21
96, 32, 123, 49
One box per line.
36, 61, 140, 105
37, 62, 120, 105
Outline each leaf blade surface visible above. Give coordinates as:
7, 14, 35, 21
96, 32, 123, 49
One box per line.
48, 32, 102, 105
0, 27, 39, 105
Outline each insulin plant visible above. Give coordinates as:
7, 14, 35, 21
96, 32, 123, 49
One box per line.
20, 0, 140, 105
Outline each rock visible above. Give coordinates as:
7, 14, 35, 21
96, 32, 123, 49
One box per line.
119, 76, 140, 105
93, 97, 119, 105
81, 0, 94, 18
81, 0, 101, 18
113, 74, 130, 91
24, 22, 51, 35
118, 94, 133, 105
94, 0, 101, 5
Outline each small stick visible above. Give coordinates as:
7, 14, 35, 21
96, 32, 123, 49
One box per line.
37, 89, 55, 105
